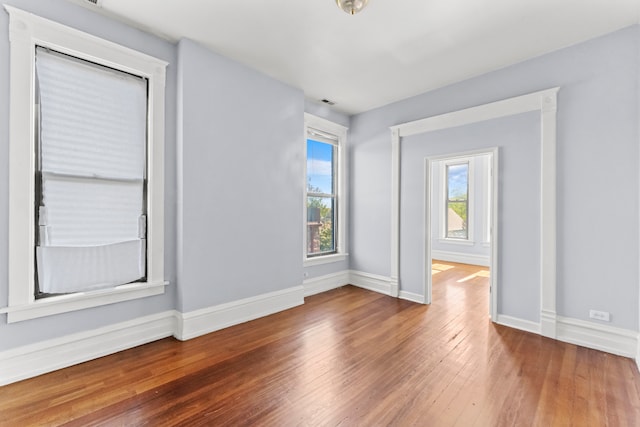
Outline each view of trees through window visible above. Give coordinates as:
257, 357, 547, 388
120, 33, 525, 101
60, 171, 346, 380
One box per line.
446, 162, 469, 239
306, 138, 336, 256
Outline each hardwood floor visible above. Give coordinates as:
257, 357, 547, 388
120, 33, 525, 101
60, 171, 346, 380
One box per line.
1, 261, 640, 426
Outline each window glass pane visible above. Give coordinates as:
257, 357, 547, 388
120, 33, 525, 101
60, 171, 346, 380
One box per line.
447, 163, 468, 200
446, 163, 468, 239
307, 196, 335, 255
447, 201, 468, 239
307, 139, 334, 195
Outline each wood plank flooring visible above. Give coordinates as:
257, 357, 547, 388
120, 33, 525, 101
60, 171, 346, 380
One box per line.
1, 261, 640, 426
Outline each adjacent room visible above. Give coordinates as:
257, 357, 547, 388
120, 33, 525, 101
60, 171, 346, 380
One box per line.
1, 0, 640, 424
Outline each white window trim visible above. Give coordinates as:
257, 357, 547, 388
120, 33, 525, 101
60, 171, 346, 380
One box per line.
1, 6, 168, 323
303, 113, 348, 266
482, 154, 492, 245
439, 157, 474, 243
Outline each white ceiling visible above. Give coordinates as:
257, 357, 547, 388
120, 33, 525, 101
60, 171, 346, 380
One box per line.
79, 0, 639, 114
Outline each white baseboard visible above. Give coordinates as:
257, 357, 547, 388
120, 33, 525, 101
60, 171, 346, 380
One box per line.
0, 285, 305, 386
0, 311, 176, 386
175, 285, 304, 341
636, 337, 640, 372
556, 316, 638, 358
303, 271, 350, 297
399, 290, 425, 304
348, 270, 393, 296
432, 250, 490, 267
496, 314, 541, 335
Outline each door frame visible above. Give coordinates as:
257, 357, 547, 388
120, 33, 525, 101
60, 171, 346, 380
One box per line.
424, 149, 498, 320
389, 87, 558, 336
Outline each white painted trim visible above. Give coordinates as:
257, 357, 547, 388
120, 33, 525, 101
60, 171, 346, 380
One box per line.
496, 314, 541, 335
636, 336, 640, 373
0, 311, 176, 386
4, 6, 167, 323
431, 250, 490, 267
175, 286, 305, 341
556, 316, 638, 358
399, 290, 424, 304
349, 270, 394, 296
303, 271, 350, 297
0, 282, 168, 322
539, 93, 558, 339
390, 128, 401, 297
390, 88, 558, 137
391, 88, 557, 334
437, 238, 475, 246
0, 285, 308, 385
304, 253, 348, 267
426, 149, 498, 311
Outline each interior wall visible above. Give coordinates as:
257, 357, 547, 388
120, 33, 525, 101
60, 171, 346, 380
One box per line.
176, 39, 305, 312
349, 25, 639, 330
0, 0, 178, 350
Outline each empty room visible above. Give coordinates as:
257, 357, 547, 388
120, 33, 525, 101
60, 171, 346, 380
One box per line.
1, 0, 640, 425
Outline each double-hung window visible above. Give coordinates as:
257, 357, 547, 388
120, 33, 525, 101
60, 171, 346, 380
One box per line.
35, 48, 148, 295
304, 114, 347, 264
444, 160, 471, 240
3, 6, 167, 322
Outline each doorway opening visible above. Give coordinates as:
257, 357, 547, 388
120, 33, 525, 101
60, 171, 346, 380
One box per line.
424, 149, 498, 320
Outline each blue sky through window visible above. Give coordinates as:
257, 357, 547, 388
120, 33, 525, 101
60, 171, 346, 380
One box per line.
307, 139, 333, 195
448, 163, 468, 199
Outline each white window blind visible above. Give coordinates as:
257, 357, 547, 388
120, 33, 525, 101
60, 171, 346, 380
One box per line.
35, 47, 148, 294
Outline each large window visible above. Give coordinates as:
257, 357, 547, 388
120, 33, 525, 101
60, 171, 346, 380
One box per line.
304, 114, 347, 264
3, 6, 167, 322
35, 48, 148, 295
444, 161, 470, 240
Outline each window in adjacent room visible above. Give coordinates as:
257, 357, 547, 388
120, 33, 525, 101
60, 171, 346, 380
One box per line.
304, 114, 347, 265
444, 161, 470, 240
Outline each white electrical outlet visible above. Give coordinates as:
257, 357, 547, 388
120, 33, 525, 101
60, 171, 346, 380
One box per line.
589, 309, 610, 322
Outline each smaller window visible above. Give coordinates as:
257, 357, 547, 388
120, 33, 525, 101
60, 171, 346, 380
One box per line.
445, 162, 470, 240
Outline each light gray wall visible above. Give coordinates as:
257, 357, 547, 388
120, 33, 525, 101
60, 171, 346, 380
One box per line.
0, 0, 177, 350
431, 154, 491, 259
176, 39, 304, 311
402, 113, 541, 321
350, 25, 639, 329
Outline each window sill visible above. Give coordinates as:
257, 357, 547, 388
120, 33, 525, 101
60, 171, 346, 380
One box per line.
1, 281, 168, 323
304, 253, 348, 267
438, 238, 475, 246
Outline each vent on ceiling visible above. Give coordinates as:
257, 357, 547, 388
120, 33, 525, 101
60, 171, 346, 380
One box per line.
84, 0, 102, 6
321, 99, 335, 106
